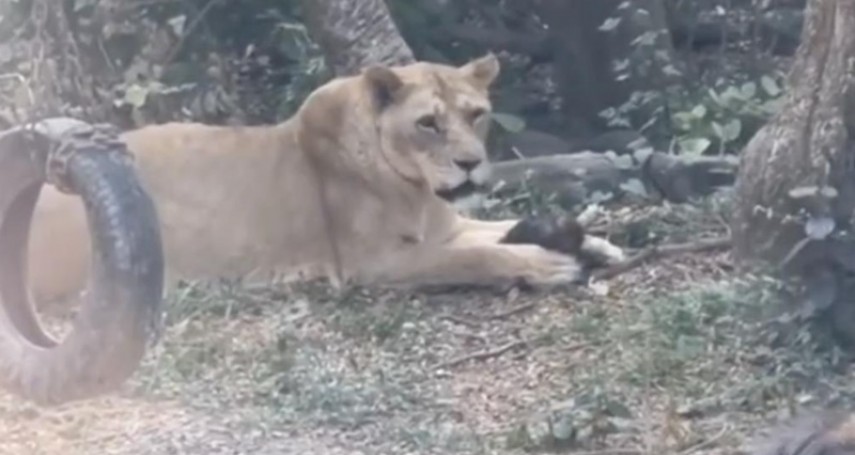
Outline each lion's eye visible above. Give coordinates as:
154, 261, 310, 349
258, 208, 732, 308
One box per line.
416, 115, 440, 132
469, 108, 487, 124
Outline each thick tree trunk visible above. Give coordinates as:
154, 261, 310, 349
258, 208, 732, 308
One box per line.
535, 0, 679, 137
300, 0, 415, 76
732, 0, 855, 344
732, 0, 855, 267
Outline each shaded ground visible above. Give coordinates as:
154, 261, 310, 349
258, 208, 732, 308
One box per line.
2, 196, 853, 455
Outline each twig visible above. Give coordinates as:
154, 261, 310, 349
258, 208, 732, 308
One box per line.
440, 314, 481, 328
489, 302, 537, 320
592, 236, 732, 281
436, 339, 528, 370
675, 423, 730, 455
564, 341, 594, 353
163, 0, 221, 65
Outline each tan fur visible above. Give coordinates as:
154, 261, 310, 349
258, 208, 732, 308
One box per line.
27, 54, 624, 302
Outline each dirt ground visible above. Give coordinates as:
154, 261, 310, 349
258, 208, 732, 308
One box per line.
1, 201, 852, 455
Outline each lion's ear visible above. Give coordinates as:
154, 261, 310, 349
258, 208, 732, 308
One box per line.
363, 65, 404, 109
459, 53, 500, 89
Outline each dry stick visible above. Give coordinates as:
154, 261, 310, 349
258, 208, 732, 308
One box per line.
675, 423, 730, 455
592, 236, 732, 281
436, 339, 528, 370
438, 339, 594, 370
439, 314, 481, 328
489, 302, 537, 320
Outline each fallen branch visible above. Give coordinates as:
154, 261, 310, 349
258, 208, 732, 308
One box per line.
489, 302, 537, 320
436, 339, 528, 370
592, 236, 732, 281
675, 423, 730, 455
440, 314, 481, 328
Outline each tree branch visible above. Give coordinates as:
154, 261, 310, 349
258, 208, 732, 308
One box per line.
592, 236, 732, 281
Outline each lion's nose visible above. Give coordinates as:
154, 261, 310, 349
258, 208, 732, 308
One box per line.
454, 159, 482, 172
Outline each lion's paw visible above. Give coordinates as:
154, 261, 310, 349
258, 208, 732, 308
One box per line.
519, 247, 587, 287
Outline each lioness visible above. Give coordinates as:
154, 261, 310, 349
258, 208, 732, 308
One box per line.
27, 54, 624, 302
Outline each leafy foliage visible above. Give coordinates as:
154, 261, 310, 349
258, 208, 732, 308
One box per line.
671, 75, 786, 155
598, 2, 788, 158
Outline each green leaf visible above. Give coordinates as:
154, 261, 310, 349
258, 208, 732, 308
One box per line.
491, 112, 526, 133
599, 17, 622, 31
789, 185, 838, 199
612, 154, 635, 170
690, 104, 707, 119
631, 30, 658, 47
761, 75, 781, 96
820, 186, 839, 198
168, 15, 186, 36
678, 137, 711, 155
722, 119, 742, 141
662, 64, 682, 77
672, 111, 696, 130
124, 84, 149, 108
720, 86, 743, 103
707, 89, 723, 106
632, 146, 654, 164
741, 81, 757, 99
613, 58, 630, 72
711, 121, 724, 140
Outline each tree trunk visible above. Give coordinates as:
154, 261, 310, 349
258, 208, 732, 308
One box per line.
732, 0, 855, 267
534, 0, 680, 138
731, 0, 855, 345
300, 0, 415, 76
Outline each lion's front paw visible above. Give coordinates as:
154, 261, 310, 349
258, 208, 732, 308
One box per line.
518, 246, 587, 287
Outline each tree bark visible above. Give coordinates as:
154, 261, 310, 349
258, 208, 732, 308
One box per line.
730, 0, 855, 345
300, 0, 415, 76
534, 0, 680, 137
732, 0, 855, 267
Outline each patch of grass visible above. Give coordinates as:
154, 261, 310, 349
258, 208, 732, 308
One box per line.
130, 279, 465, 451
265, 343, 422, 427
515, 273, 855, 453
116, 224, 855, 455
619, 283, 751, 387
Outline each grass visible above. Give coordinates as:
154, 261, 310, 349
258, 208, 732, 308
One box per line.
4, 193, 855, 454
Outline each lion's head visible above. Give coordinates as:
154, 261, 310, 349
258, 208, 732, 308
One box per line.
360, 54, 500, 202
